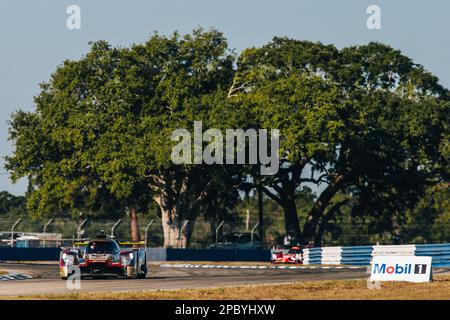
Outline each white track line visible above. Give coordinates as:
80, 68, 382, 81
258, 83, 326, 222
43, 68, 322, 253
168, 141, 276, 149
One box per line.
159, 264, 366, 270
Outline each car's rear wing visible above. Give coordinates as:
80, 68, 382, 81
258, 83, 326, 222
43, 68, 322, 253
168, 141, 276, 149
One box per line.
61, 240, 147, 251
74, 241, 89, 247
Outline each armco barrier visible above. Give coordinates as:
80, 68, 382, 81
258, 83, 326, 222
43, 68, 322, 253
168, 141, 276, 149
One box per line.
415, 244, 450, 268
302, 243, 450, 267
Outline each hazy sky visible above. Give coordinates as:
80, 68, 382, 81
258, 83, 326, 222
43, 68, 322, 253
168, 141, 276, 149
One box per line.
0, 0, 449, 195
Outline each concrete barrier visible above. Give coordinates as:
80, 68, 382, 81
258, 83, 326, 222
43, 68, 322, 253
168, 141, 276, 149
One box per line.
302, 243, 450, 267
0, 248, 60, 261
147, 248, 167, 261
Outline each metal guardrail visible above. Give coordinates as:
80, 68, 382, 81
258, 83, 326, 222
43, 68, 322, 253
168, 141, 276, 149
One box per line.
302, 243, 450, 267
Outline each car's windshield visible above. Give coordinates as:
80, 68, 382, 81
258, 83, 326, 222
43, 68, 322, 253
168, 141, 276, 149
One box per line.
85, 241, 119, 254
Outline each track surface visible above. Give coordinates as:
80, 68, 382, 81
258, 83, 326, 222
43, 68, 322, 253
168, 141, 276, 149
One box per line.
0, 262, 369, 297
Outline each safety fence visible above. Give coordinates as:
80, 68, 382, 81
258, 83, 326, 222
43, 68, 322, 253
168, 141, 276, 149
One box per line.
3, 217, 450, 249
303, 243, 450, 267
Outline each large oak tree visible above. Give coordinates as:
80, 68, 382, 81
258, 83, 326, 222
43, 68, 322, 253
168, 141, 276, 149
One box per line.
230, 38, 450, 245
6, 29, 240, 247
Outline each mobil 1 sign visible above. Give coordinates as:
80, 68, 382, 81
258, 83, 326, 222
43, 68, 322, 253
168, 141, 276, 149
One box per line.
370, 256, 432, 283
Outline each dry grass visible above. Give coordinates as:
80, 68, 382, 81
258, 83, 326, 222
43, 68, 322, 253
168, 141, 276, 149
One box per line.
0, 270, 7, 275
4, 275, 450, 300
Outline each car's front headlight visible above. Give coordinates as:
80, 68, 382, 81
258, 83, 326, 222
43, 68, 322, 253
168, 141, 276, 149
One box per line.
111, 253, 120, 262
62, 253, 75, 266
121, 253, 133, 266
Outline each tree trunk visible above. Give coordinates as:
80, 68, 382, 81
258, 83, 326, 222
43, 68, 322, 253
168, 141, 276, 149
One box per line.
315, 199, 350, 246
155, 198, 188, 248
262, 186, 301, 245
154, 192, 191, 248
129, 207, 140, 241
301, 176, 345, 244
152, 173, 210, 249
163, 220, 188, 248
281, 194, 301, 245
301, 192, 334, 244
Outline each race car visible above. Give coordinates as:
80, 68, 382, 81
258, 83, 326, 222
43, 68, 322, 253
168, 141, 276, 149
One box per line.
59, 233, 147, 279
271, 246, 303, 264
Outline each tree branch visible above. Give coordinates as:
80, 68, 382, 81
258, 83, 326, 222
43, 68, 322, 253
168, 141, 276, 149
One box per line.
261, 186, 282, 205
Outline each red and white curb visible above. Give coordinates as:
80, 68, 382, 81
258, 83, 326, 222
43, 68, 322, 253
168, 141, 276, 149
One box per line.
0, 273, 33, 281
159, 264, 366, 270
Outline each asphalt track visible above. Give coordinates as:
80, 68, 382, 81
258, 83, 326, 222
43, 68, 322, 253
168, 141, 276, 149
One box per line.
0, 262, 373, 297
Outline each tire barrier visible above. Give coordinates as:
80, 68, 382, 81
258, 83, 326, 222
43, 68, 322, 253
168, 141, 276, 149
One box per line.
302, 243, 450, 267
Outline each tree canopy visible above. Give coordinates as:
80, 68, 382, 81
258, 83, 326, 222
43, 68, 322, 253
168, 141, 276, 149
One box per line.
229, 37, 450, 244
5, 29, 449, 247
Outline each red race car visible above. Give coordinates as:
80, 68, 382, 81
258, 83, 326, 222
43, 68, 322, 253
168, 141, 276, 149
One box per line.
271, 246, 303, 264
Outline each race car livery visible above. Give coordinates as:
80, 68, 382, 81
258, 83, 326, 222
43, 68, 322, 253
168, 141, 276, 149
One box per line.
271, 246, 303, 264
59, 235, 147, 279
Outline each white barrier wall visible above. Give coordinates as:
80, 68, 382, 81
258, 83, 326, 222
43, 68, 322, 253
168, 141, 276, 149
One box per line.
372, 245, 416, 256
301, 243, 450, 267
320, 247, 342, 265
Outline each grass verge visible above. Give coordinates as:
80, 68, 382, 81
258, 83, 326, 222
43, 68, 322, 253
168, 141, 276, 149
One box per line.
4, 275, 450, 300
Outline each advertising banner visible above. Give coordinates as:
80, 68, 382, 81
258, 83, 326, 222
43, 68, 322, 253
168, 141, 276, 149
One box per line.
370, 256, 432, 283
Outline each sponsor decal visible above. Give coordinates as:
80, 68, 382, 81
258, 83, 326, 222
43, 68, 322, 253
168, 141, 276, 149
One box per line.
370, 256, 432, 283
85, 254, 111, 262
